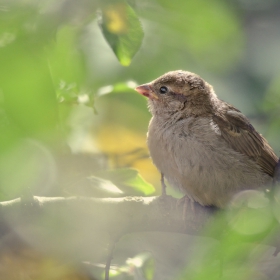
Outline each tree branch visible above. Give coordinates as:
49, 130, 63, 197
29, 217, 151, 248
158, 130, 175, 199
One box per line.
1, 194, 277, 267
0, 195, 216, 239
0, 195, 219, 265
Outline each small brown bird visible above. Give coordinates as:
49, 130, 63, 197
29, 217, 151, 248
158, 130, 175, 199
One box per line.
135, 70, 278, 208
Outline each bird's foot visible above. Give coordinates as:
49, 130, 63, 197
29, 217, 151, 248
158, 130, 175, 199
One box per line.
176, 195, 195, 222
160, 172, 167, 196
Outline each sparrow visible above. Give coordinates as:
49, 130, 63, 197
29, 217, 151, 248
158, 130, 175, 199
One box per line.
135, 70, 278, 208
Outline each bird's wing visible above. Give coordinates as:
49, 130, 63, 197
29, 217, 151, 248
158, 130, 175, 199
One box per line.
213, 107, 278, 177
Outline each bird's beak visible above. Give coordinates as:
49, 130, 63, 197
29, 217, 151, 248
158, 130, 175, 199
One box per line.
135, 84, 159, 100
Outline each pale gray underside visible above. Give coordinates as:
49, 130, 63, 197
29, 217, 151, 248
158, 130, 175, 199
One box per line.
148, 116, 272, 208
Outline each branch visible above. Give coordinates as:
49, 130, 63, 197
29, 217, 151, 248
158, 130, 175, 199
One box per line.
0, 196, 217, 257
0, 195, 216, 277
1, 194, 277, 265
0, 195, 215, 238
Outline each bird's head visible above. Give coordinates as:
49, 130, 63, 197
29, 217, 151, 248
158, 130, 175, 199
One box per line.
135, 70, 216, 116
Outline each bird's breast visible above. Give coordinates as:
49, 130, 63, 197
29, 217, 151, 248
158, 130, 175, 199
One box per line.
147, 117, 219, 175
147, 116, 272, 207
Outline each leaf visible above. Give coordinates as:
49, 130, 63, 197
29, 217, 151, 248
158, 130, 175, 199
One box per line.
96, 81, 137, 97
87, 176, 123, 195
109, 253, 154, 279
142, 254, 155, 280
0, 28, 58, 138
46, 26, 87, 98
93, 168, 155, 195
98, 1, 144, 66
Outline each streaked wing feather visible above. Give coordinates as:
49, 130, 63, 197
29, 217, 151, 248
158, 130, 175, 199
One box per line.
213, 109, 278, 177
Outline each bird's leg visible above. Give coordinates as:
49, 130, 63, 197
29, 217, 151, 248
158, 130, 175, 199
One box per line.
160, 172, 167, 196
176, 195, 195, 222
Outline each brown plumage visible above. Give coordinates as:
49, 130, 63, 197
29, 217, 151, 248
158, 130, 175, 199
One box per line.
135, 70, 278, 208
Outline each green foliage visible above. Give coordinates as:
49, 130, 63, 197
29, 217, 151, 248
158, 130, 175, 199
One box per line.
92, 168, 155, 195
108, 252, 155, 279
99, 1, 144, 66
48, 26, 87, 101
152, 0, 243, 71
87, 175, 123, 195
179, 192, 278, 280
0, 0, 279, 279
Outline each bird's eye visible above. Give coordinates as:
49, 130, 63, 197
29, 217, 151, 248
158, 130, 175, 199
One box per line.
159, 86, 168, 94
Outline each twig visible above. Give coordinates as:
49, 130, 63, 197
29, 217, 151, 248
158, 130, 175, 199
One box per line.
105, 240, 117, 280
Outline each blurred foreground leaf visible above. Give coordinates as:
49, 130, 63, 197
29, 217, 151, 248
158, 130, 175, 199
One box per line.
93, 168, 155, 195
0, 139, 56, 200
109, 252, 154, 279
142, 254, 155, 280
96, 81, 137, 97
0, 31, 58, 143
98, 1, 144, 66
47, 26, 87, 103
87, 175, 123, 195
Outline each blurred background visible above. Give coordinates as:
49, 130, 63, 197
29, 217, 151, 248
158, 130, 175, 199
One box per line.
0, 0, 279, 279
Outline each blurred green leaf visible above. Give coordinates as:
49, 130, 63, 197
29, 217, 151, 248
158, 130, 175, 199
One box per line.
96, 81, 137, 97
47, 26, 87, 99
0, 38, 58, 140
87, 175, 123, 195
142, 254, 155, 280
0, 4, 64, 144
93, 168, 155, 195
0, 139, 56, 200
109, 252, 154, 279
108, 268, 123, 278
98, 1, 144, 66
